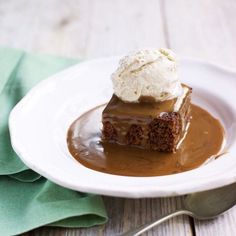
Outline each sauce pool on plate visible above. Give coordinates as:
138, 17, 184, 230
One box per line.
67, 104, 225, 177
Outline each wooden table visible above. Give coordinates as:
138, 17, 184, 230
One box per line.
1, 0, 236, 235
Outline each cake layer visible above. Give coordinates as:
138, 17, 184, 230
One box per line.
102, 85, 192, 152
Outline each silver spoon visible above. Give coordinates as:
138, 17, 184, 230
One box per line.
121, 182, 236, 236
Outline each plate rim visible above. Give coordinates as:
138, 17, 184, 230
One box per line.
9, 57, 236, 198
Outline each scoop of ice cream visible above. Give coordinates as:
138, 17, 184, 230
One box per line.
112, 48, 183, 103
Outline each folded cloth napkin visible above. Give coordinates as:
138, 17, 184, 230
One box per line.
0, 47, 108, 236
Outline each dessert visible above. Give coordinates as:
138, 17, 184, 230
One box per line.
102, 48, 192, 152
67, 48, 225, 177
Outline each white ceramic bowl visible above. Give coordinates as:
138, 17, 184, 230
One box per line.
9, 57, 236, 198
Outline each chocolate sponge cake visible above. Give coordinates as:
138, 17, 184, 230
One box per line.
102, 85, 192, 152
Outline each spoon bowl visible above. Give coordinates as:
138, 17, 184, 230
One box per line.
184, 182, 236, 219
122, 182, 236, 235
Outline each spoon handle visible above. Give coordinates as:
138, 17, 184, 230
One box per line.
121, 210, 194, 236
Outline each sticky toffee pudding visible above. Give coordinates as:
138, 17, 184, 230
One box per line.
67, 49, 225, 177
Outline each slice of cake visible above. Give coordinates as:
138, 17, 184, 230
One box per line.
102, 48, 192, 152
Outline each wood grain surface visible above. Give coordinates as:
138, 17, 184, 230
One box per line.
1, 0, 236, 235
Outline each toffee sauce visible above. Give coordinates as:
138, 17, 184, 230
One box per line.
67, 104, 224, 177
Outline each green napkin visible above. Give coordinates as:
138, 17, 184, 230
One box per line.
0, 47, 108, 236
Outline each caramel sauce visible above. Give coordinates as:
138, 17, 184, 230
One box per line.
67, 104, 225, 177
103, 93, 177, 118
103, 84, 190, 119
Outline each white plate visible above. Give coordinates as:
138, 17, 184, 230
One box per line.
9, 57, 236, 198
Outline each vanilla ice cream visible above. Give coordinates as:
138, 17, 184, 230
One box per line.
112, 48, 183, 103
